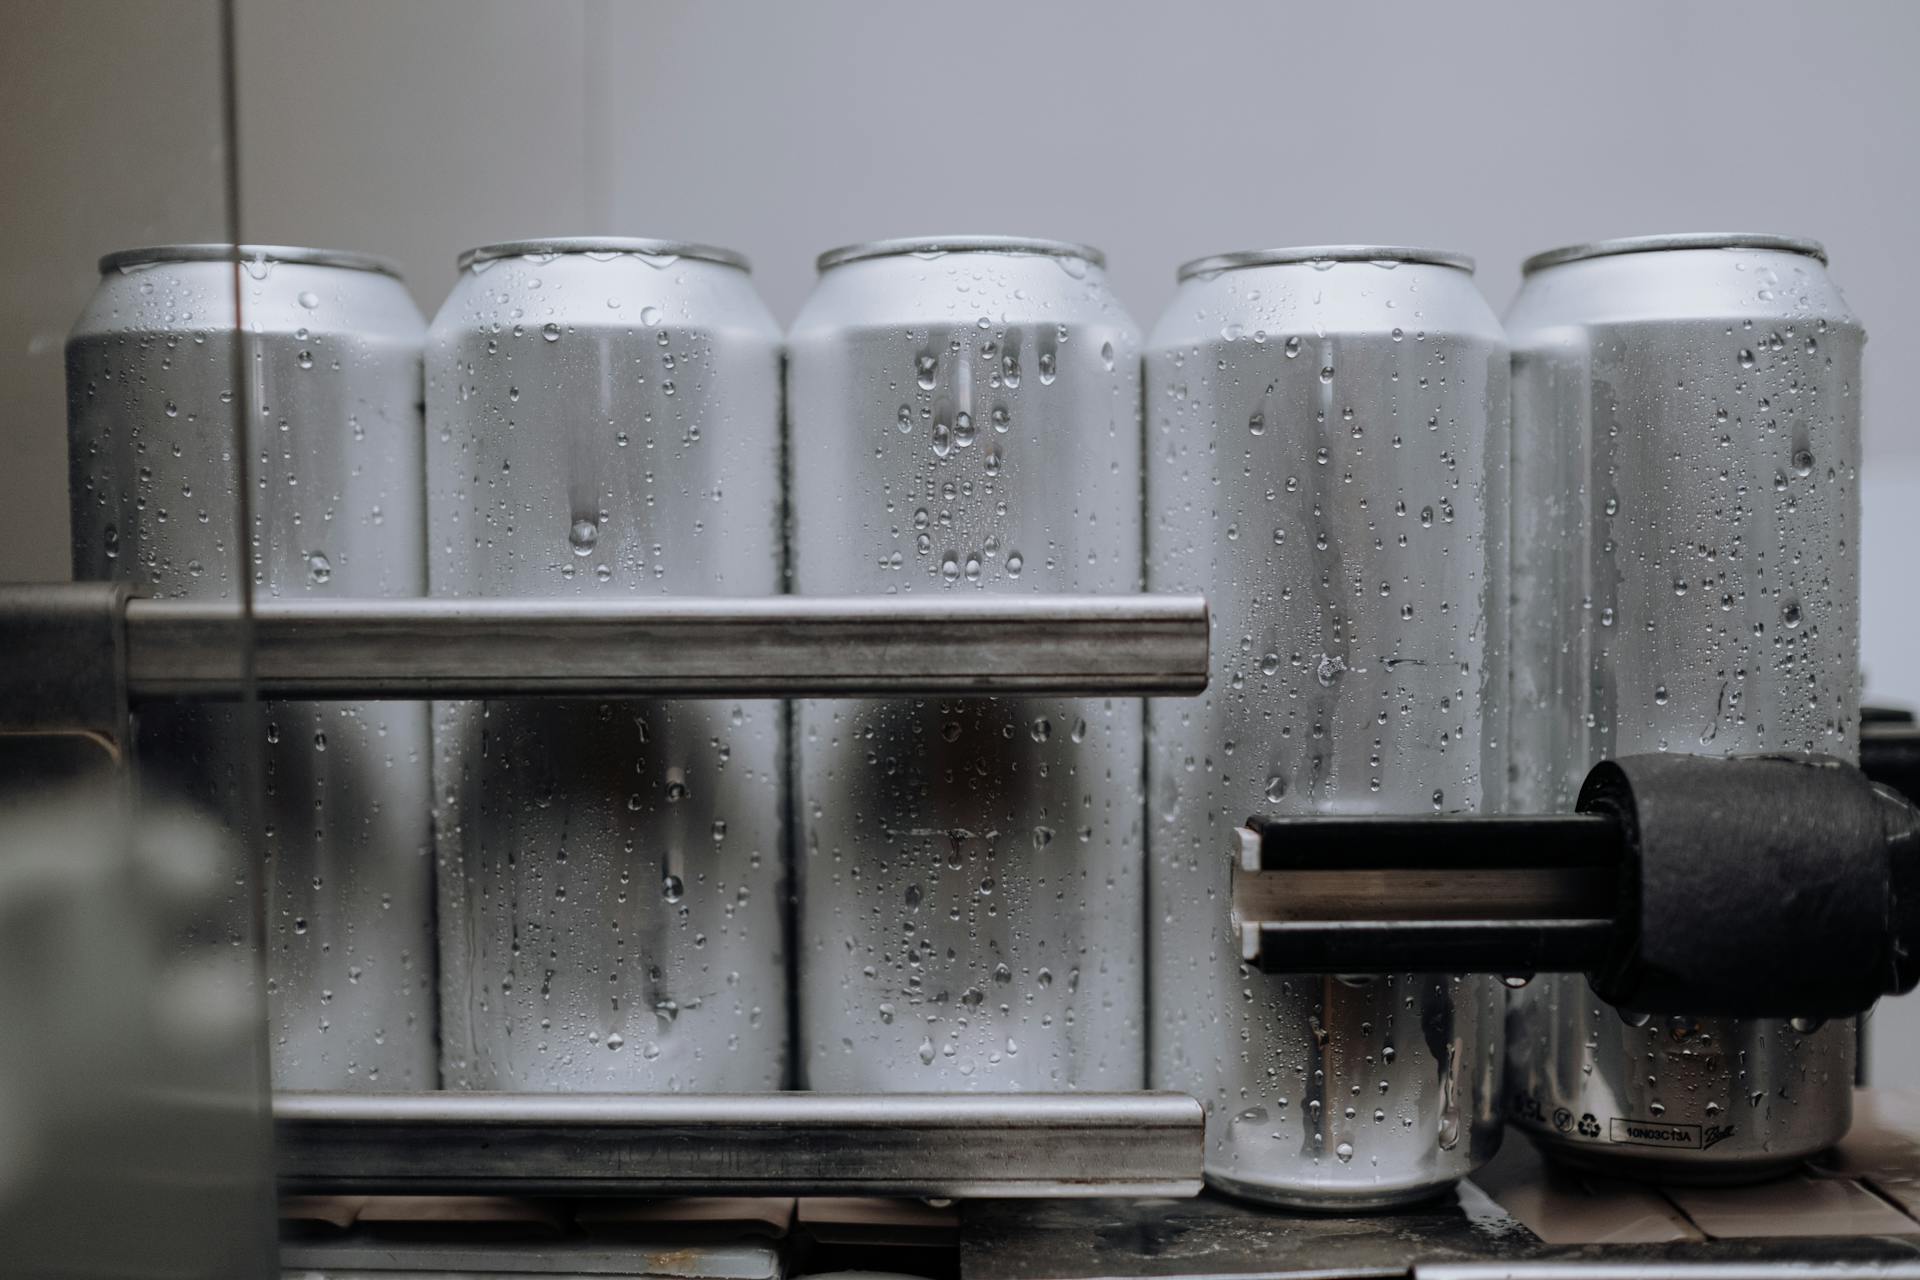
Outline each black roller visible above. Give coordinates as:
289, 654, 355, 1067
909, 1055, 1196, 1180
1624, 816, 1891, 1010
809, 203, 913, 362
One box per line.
1581, 752, 1911, 1018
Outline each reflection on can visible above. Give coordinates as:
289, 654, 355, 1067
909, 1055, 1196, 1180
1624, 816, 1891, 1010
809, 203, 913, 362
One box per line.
68, 244, 434, 1089
1146, 246, 1510, 1207
428, 238, 786, 1090
788, 236, 1145, 1089
1506, 233, 1862, 1181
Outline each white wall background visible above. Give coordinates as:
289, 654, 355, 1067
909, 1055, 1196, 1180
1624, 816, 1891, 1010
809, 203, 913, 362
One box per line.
4, 0, 1918, 1077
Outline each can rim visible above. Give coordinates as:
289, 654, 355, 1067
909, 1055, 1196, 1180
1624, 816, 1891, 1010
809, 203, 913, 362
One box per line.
458, 237, 750, 272
1176, 245, 1475, 280
1522, 233, 1828, 275
98, 244, 403, 278
816, 236, 1105, 272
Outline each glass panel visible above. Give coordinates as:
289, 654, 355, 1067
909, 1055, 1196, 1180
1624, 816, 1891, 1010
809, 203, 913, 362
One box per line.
1, 4, 274, 1274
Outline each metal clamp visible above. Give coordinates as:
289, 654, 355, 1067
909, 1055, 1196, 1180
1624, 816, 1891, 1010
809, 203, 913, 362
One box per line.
1233, 752, 1920, 1018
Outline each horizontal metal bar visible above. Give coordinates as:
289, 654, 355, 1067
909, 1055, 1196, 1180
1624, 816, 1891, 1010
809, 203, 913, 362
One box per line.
279, 1238, 782, 1279
1245, 812, 1623, 871
273, 1091, 1206, 1199
125, 594, 1210, 700
1244, 919, 1615, 975
1231, 814, 1622, 974
1419, 1256, 1920, 1280
1234, 864, 1618, 924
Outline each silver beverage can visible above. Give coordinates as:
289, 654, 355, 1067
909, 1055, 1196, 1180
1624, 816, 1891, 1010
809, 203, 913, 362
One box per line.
68, 244, 435, 1089
788, 236, 1144, 1089
1505, 233, 1862, 1180
1146, 246, 1510, 1207
428, 237, 786, 1090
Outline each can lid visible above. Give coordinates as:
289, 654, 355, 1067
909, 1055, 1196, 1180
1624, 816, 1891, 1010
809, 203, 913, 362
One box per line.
98, 244, 403, 278
816, 236, 1105, 272
1522, 233, 1827, 275
459, 237, 750, 272
1177, 245, 1474, 281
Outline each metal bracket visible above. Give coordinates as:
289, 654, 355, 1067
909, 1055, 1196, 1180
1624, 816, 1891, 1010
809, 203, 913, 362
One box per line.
0, 582, 129, 759
1231, 754, 1920, 1018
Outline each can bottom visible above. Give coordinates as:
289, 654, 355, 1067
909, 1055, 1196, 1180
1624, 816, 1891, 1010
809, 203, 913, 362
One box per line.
1524, 1130, 1826, 1187
1205, 1167, 1462, 1213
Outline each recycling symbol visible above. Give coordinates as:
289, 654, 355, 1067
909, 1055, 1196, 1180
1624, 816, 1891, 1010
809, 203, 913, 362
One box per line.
1577, 1113, 1601, 1138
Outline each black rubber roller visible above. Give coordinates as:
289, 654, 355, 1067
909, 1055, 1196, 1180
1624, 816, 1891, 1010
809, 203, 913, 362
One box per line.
1579, 752, 1920, 1018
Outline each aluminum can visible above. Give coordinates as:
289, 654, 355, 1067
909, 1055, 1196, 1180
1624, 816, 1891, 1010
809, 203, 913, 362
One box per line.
1505, 233, 1862, 1181
428, 237, 785, 1090
67, 244, 434, 1089
788, 236, 1144, 1089
1145, 246, 1510, 1207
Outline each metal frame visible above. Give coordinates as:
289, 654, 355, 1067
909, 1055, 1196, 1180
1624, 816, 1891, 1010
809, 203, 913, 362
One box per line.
0, 580, 1215, 1203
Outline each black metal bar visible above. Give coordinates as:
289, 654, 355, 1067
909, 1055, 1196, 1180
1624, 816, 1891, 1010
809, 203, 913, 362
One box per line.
1251, 917, 1612, 974
1247, 813, 1623, 872
1235, 811, 1625, 977
1247, 919, 1615, 976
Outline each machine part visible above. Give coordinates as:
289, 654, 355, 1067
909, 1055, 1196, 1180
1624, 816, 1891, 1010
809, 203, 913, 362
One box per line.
1579, 753, 1911, 1016
68, 243, 435, 1091
787, 236, 1146, 1090
0, 787, 275, 1280
278, 1237, 783, 1279
962, 1189, 1920, 1278
427, 237, 787, 1091
1418, 1261, 1920, 1280
0, 585, 1208, 743
123, 592, 1208, 701
273, 1090, 1204, 1198
1234, 753, 1920, 1019
1232, 814, 1618, 977
1506, 233, 1864, 1181
959, 1190, 1539, 1280
1863, 713, 1920, 808
0, 580, 127, 755
1144, 245, 1511, 1207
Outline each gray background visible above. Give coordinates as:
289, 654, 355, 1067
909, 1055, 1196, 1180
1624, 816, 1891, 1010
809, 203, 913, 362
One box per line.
4, 0, 1917, 1077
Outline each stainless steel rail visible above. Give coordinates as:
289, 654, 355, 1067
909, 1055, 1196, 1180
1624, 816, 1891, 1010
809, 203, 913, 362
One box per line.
123, 594, 1210, 699
273, 1091, 1206, 1198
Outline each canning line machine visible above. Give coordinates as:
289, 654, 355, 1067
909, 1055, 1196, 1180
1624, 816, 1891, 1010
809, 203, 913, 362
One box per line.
4, 579, 1920, 1276
8, 231, 1920, 1278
